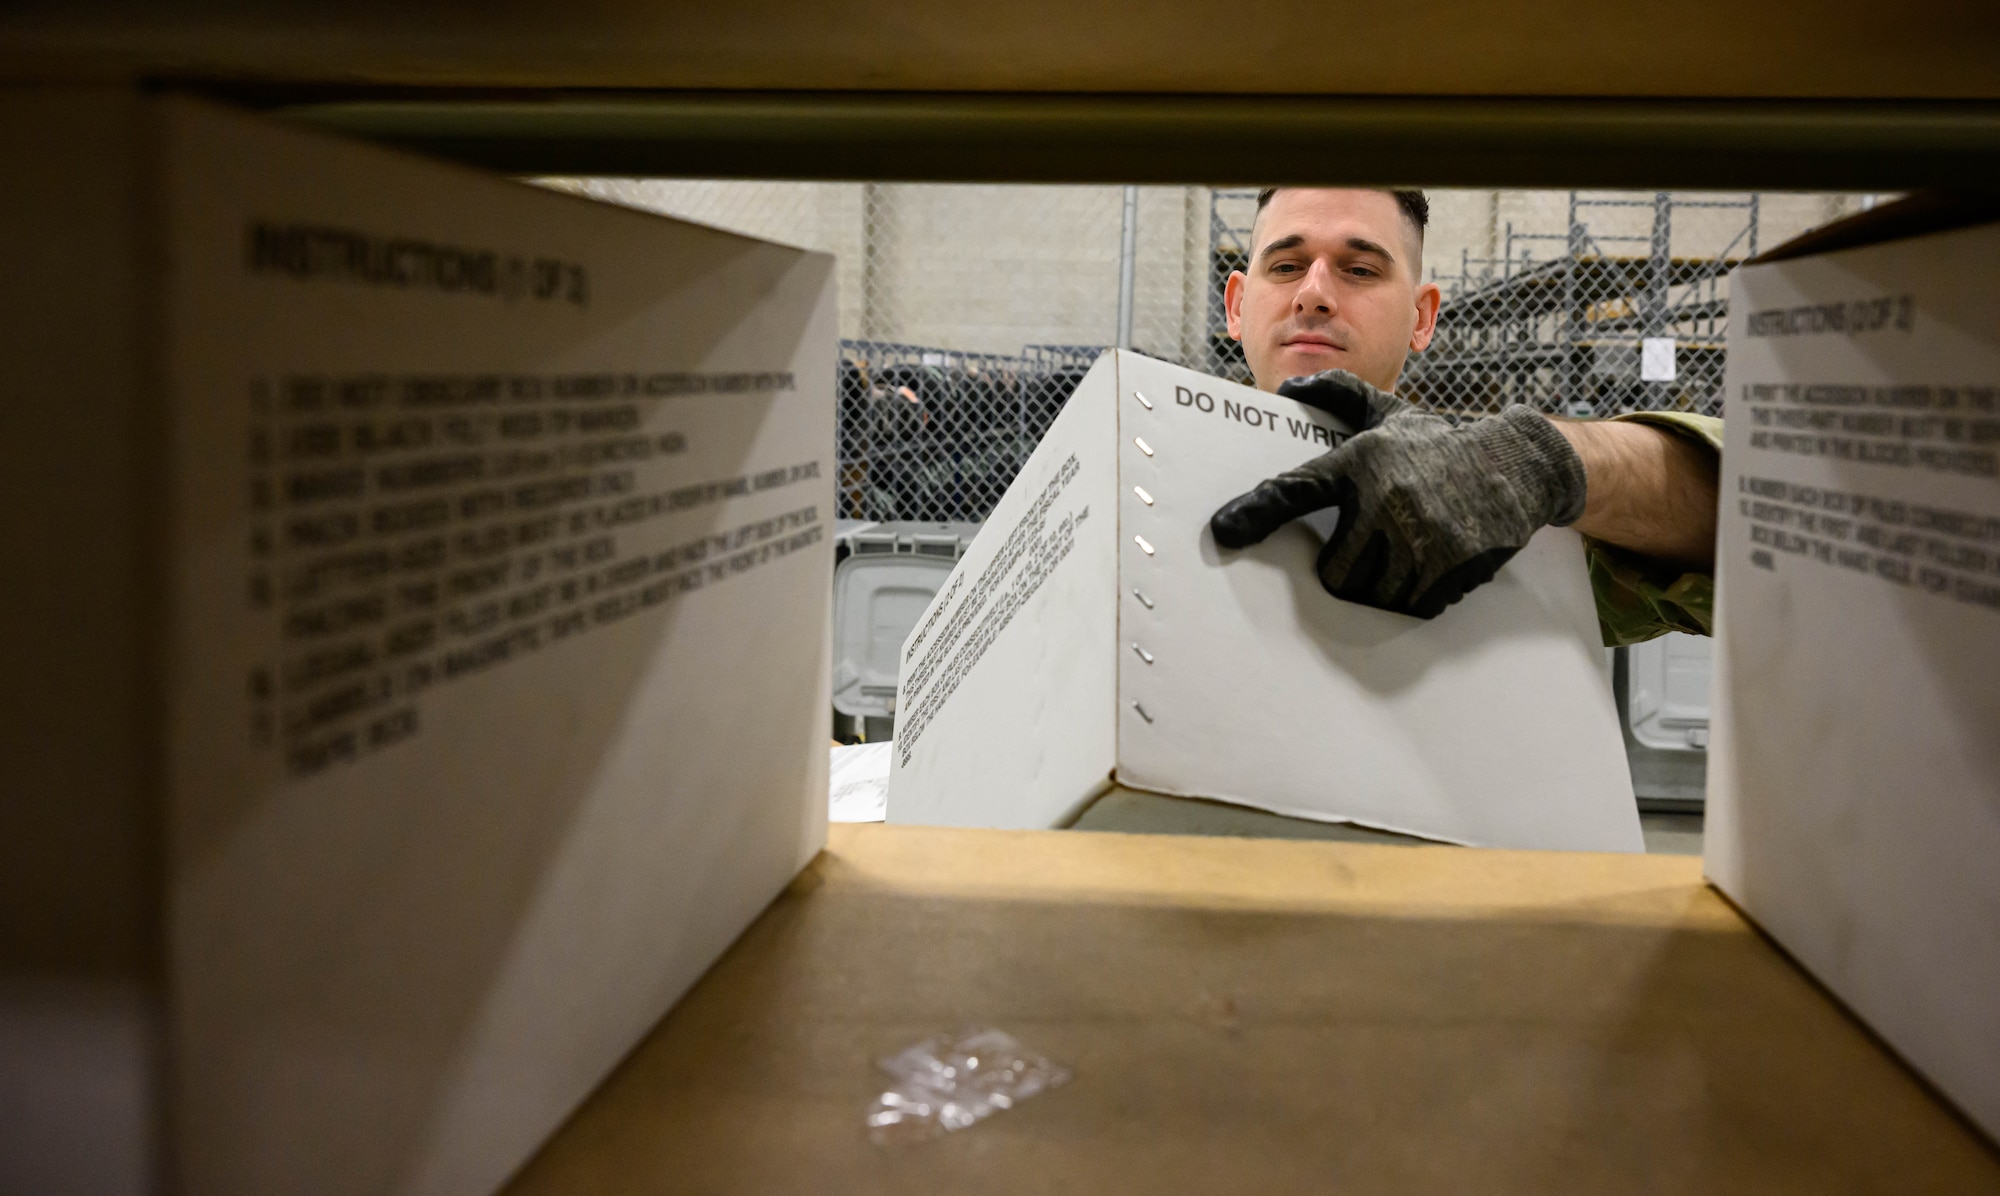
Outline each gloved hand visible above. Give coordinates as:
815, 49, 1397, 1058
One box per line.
1261, 365, 1406, 431
1210, 370, 1588, 619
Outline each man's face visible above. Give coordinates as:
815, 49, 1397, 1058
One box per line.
1225, 189, 1441, 393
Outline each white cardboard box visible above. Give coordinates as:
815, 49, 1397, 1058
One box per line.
0, 90, 836, 1195
888, 351, 1640, 851
1706, 208, 2000, 1141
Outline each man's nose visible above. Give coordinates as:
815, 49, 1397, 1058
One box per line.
1293, 258, 1338, 315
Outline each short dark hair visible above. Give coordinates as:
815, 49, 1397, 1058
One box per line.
1254, 187, 1429, 241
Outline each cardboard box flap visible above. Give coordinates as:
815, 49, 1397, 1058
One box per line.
1748, 189, 2000, 264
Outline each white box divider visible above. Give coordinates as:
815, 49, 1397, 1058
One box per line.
889, 351, 1641, 852
1706, 216, 2000, 1142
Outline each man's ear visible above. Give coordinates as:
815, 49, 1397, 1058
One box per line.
1408, 281, 1442, 352
1224, 270, 1247, 341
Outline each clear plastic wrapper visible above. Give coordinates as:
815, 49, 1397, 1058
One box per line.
865, 1027, 1070, 1143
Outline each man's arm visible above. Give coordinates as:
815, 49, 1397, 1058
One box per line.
1550, 418, 1719, 570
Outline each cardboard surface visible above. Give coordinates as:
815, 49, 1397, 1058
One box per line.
4, 0, 1999, 100
2, 89, 837, 1196
506, 822, 2000, 1195
1707, 218, 2000, 1140
892, 352, 1640, 851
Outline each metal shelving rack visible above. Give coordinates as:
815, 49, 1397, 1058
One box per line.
1403, 192, 1759, 420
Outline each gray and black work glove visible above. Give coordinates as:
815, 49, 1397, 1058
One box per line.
1210, 370, 1588, 619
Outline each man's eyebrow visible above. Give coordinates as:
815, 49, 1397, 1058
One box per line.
1255, 233, 1305, 262
1256, 232, 1400, 265
1344, 236, 1397, 263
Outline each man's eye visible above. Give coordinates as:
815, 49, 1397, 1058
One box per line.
1349, 265, 1377, 279
1270, 262, 1299, 274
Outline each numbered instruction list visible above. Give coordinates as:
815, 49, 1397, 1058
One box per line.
243, 371, 823, 777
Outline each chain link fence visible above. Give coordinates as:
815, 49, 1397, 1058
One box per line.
536, 179, 1873, 522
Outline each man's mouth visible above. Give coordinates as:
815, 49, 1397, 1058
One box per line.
1281, 333, 1343, 352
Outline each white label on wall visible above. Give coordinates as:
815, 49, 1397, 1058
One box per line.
1641, 336, 1678, 382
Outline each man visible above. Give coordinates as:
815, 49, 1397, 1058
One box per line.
1209, 187, 1722, 645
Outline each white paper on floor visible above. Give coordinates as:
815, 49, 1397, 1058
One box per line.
830, 741, 893, 822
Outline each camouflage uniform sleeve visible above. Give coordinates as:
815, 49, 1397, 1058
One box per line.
1584, 411, 1725, 647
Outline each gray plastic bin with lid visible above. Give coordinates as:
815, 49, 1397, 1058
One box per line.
1617, 631, 1713, 807
832, 521, 982, 726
